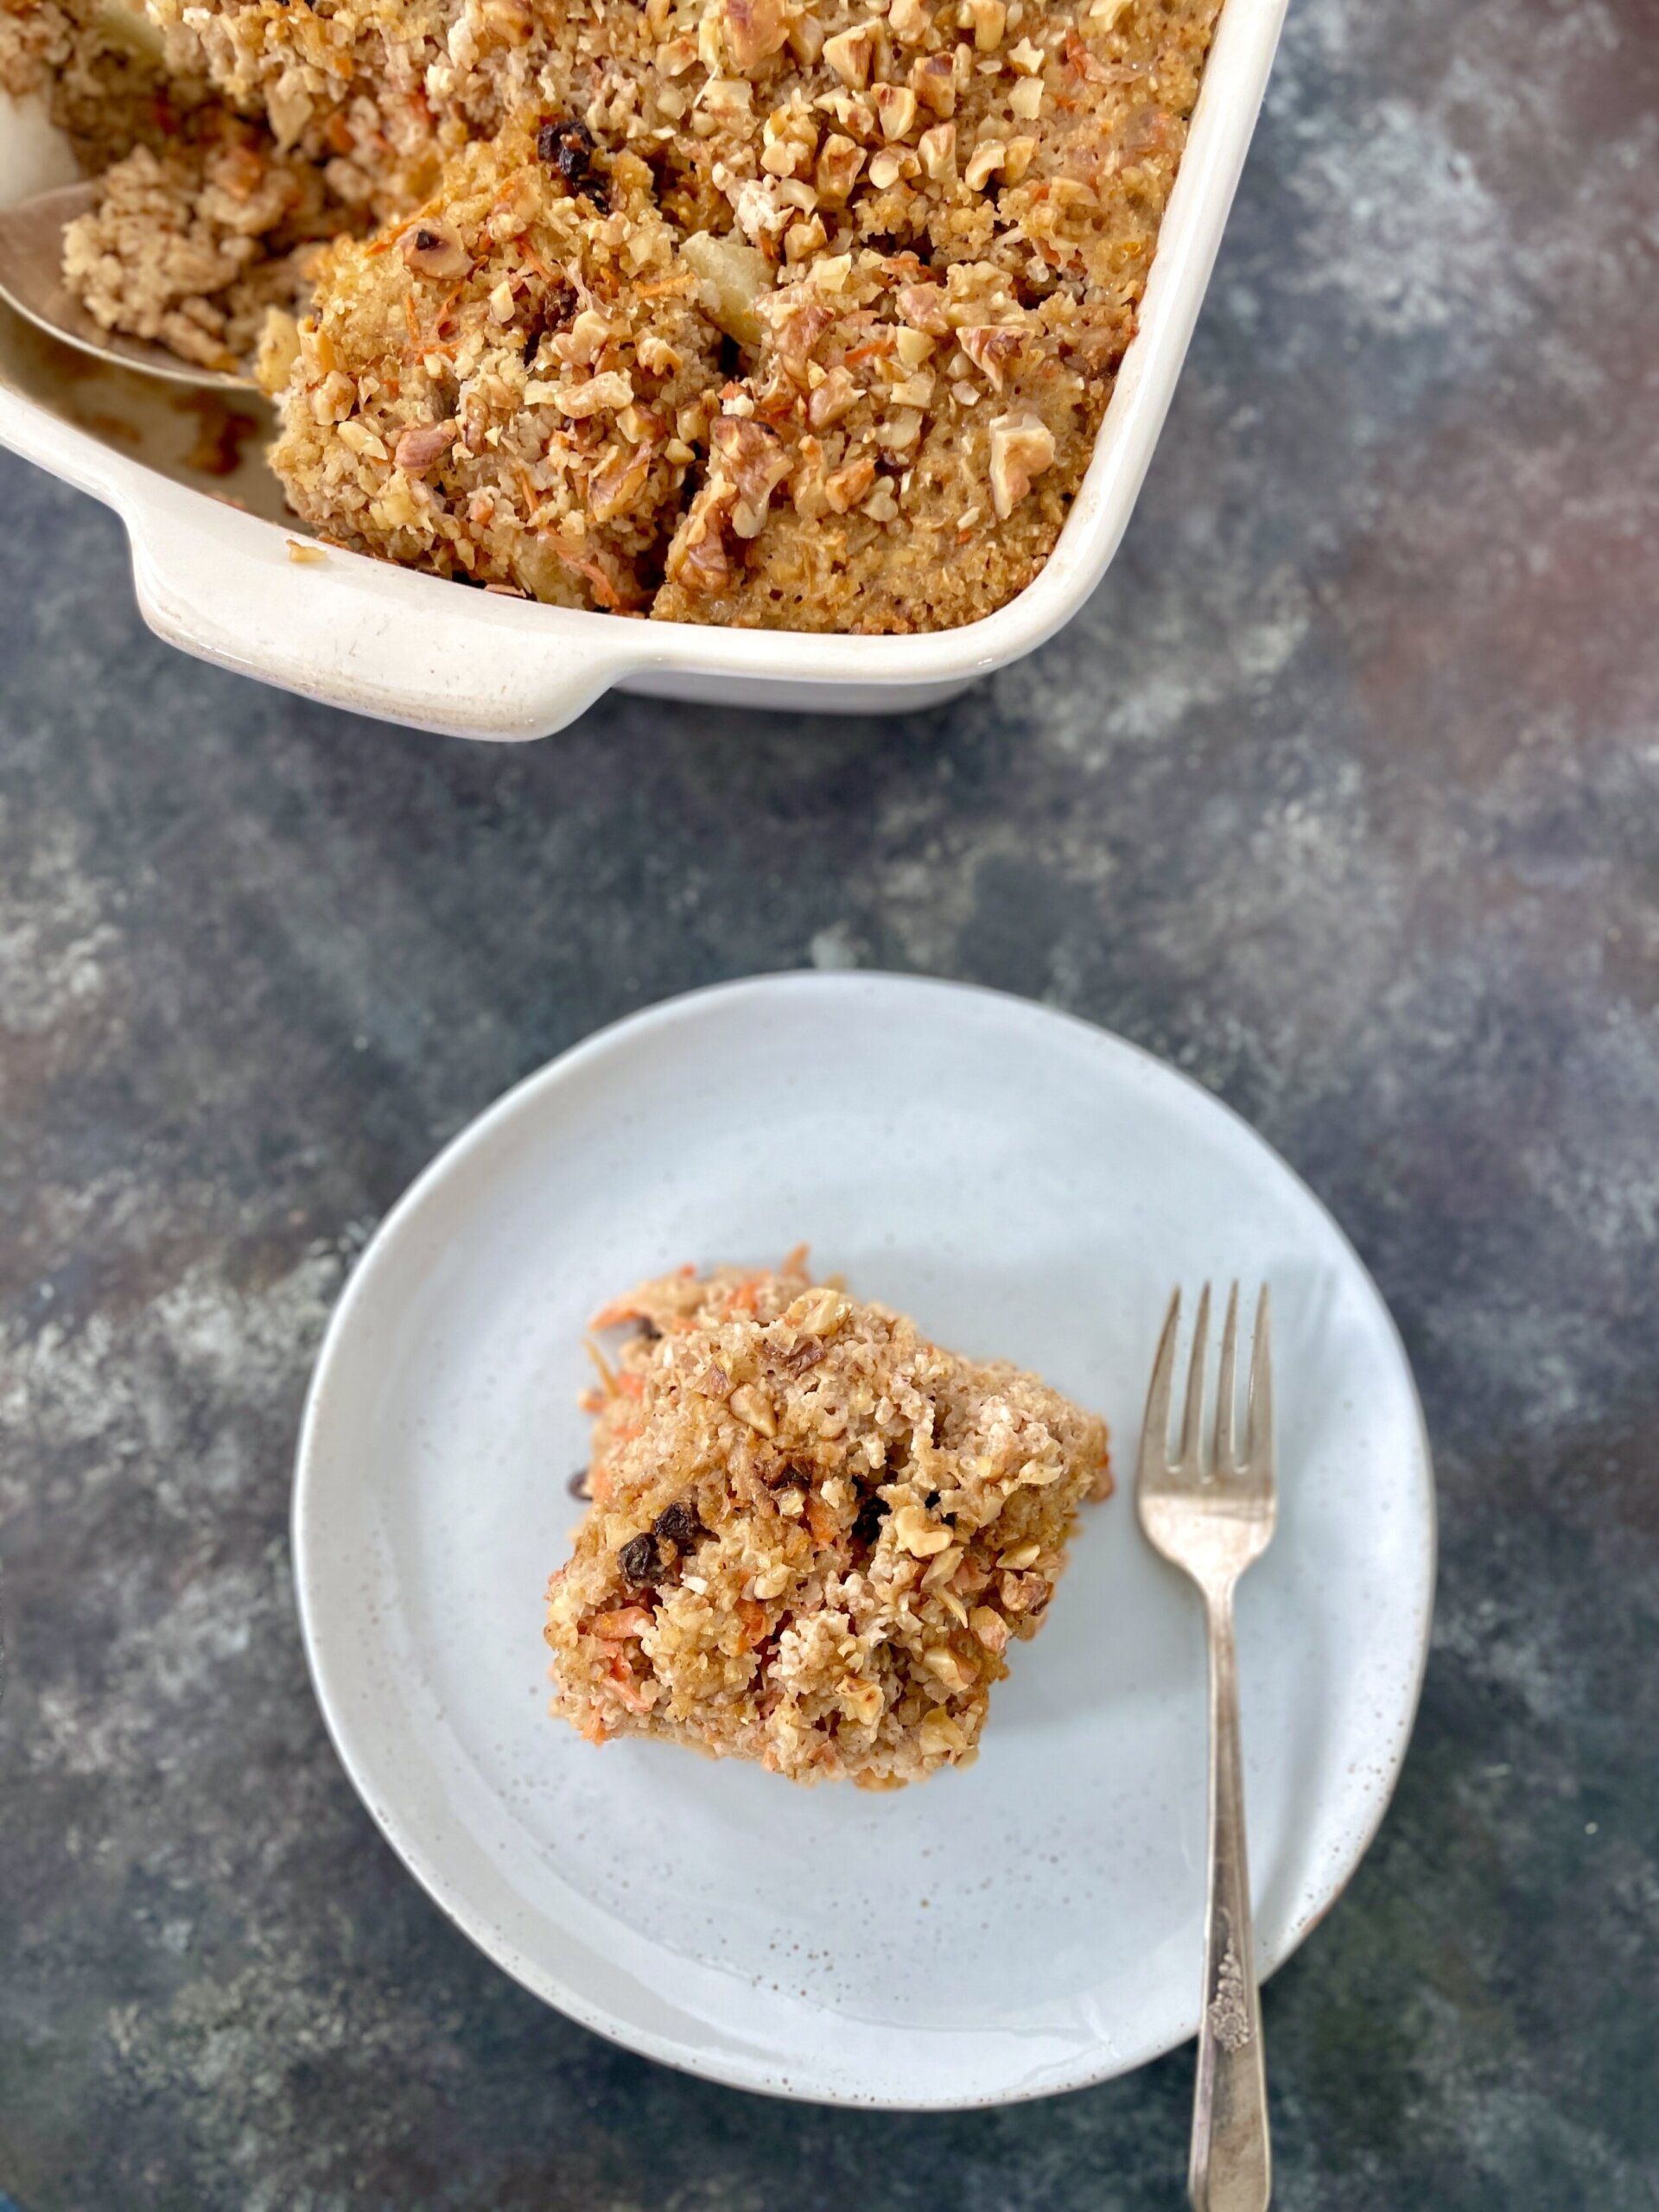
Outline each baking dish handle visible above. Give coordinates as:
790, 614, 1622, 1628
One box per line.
120, 474, 639, 741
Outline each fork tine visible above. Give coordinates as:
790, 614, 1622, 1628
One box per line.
1179, 1281, 1211, 1471
1246, 1285, 1274, 1467
1214, 1281, 1240, 1475
1139, 1287, 1183, 1478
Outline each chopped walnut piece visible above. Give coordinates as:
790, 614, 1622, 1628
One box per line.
888, 0, 931, 41
922, 1542, 966, 1589
968, 0, 1007, 47
710, 416, 793, 536
721, 0, 791, 71
959, 322, 1023, 390
839, 1675, 884, 1726
399, 220, 469, 280
917, 122, 957, 181
822, 22, 875, 87
999, 1568, 1049, 1612
309, 369, 356, 425
824, 454, 876, 510
896, 281, 950, 335
922, 1646, 977, 1694
550, 369, 634, 416
476, 0, 531, 46
969, 1605, 1010, 1655
963, 137, 1007, 190
893, 1503, 955, 1557
806, 363, 859, 426
785, 213, 830, 263
665, 486, 734, 596
988, 407, 1057, 517
789, 10, 827, 61
589, 445, 657, 522
917, 1707, 969, 1758
1002, 133, 1038, 183
392, 420, 456, 472
911, 51, 959, 116
772, 296, 836, 380
874, 83, 918, 141
815, 133, 868, 204
728, 1380, 779, 1434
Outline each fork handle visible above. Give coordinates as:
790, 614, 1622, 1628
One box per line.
1191, 1590, 1271, 2212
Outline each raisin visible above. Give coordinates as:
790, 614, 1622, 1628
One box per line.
636, 1317, 663, 1341
537, 118, 607, 207
852, 1495, 887, 1548
619, 1531, 663, 1586
521, 280, 577, 366
567, 1465, 591, 1497
652, 1499, 702, 1549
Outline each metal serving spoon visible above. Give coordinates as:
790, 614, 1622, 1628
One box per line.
0, 178, 251, 388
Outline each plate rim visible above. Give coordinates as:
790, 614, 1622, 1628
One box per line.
292, 969, 1438, 2108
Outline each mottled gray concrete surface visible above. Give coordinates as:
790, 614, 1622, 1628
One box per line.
3, 0, 1657, 2204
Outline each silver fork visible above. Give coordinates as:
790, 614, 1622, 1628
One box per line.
1138, 1284, 1277, 2212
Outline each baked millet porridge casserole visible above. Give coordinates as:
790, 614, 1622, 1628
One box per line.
545, 1255, 1111, 1786
1, 0, 1222, 627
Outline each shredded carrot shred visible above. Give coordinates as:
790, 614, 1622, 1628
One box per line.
584, 1339, 618, 1395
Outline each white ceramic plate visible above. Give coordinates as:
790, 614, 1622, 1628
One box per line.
294, 974, 1434, 2107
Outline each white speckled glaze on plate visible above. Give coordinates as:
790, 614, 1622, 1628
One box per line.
293, 974, 1435, 2107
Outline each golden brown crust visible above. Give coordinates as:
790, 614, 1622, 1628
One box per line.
29, 0, 1223, 629
652, 248, 1096, 631
544, 1258, 1112, 1787
265, 126, 727, 607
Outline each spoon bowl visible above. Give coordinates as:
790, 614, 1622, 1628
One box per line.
0, 178, 251, 390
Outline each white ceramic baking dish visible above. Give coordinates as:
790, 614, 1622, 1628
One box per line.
0, 0, 1286, 741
